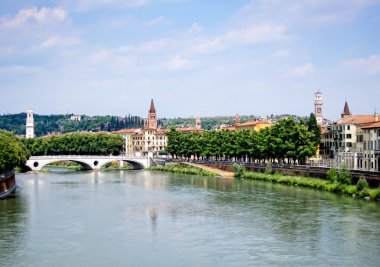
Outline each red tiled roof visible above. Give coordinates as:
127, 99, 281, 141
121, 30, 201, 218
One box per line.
361, 121, 380, 129
111, 128, 141, 134
337, 115, 377, 125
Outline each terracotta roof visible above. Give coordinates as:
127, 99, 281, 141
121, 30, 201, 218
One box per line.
361, 121, 380, 129
149, 99, 156, 113
337, 115, 377, 125
111, 128, 141, 134
176, 127, 203, 133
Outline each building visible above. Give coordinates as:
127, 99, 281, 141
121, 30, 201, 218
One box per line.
26, 109, 35, 139
112, 99, 168, 156
319, 101, 379, 170
176, 117, 204, 133
235, 118, 272, 131
70, 115, 82, 122
357, 117, 380, 171
314, 90, 324, 125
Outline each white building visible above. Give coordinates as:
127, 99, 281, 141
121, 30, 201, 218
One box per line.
26, 109, 35, 139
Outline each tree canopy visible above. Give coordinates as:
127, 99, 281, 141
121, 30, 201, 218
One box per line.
0, 130, 29, 173
22, 133, 123, 156
166, 117, 319, 164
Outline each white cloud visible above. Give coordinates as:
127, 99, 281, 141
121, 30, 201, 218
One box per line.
292, 63, 316, 77
139, 38, 175, 53
273, 49, 290, 57
0, 65, 41, 74
142, 16, 168, 26
192, 37, 224, 54
167, 54, 193, 70
225, 22, 287, 44
340, 55, 380, 76
0, 7, 67, 28
88, 49, 111, 63
40, 35, 81, 48
67, 0, 146, 11
188, 23, 203, 34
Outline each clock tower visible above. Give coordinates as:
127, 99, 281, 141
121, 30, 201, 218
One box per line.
314, 90, 323, 125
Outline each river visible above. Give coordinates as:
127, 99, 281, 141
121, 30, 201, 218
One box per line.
0, 170, 379, 267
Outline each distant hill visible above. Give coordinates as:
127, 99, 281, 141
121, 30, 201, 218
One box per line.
0, 112, 308, 136
0, 113, 144, 137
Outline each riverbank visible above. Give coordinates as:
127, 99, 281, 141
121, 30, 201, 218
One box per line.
149, 165, 219, 177
240, 171, 380, 201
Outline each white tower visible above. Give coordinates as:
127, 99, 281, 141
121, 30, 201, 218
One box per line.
314, 90, 323, 125
26, 109, 35, 138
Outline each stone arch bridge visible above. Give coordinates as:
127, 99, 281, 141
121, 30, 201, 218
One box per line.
26, 155, 156, 171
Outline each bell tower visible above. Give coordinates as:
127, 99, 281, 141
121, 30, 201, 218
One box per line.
26, 109, 35, 138
147, 99, 157, 129
314, 90, 323, 125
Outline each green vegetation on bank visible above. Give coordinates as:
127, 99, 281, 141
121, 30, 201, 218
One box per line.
233, 164, 380, 201
0, 113, 144, 137
0, 130, 29, 173
22, 133, 123, 156
166, 115, 320, 164
149, 165, 219, 177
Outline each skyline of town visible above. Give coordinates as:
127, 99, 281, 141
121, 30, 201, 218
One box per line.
1, 1, 379, 119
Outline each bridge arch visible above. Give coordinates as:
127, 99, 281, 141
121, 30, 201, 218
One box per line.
99, 159, 145, 170
27, 159, 93, 171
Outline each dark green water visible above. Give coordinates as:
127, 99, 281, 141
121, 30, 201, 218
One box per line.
0, 171, 379, 267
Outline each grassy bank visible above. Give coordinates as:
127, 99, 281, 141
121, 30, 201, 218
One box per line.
240, 171, 380, 201
149, 165, 219, 177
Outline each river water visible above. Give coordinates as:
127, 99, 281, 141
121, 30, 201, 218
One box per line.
0, 170, 379, 267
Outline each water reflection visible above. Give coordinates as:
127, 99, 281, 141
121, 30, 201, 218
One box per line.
1, 171, 379, 267
0, 196, 28, 264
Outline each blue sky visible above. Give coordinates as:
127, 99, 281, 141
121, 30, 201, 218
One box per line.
0, 0, 379, 120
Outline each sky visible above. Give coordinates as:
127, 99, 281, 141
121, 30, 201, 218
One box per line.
0, 0, 379, 120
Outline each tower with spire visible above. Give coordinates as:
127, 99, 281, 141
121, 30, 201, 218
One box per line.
146, 99, 157, 129
314, 90, 323, 125
341, 100, 352, 118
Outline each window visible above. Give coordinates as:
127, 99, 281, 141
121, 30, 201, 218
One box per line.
347, 142, 352, 147
357, 135, 363, 142
347, 125, 350, 130
347, 134, 352, 139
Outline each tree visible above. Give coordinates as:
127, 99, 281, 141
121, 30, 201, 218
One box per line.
307, 113, 322, 147
0, 130, 29, 173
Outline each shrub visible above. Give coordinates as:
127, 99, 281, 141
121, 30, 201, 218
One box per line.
326, 168, 338, 183
356, 178, 369, 191
265, 162, 273, 174
337, 165, 352, 185
233, 163, 245, 178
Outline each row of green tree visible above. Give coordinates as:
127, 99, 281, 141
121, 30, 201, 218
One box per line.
22, 133, 123, 156
165, 114, 321, 164
0, 113, 144, 137
0, 130, 29, 173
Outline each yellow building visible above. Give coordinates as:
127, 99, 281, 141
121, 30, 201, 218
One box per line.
235, 119, 272, 131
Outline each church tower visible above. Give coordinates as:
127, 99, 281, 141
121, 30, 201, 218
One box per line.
341, 101, 351, 119
147, 99, 157, 129
314, 90, 323, 125
195, 116, 201, 130
26, 109, 35, 138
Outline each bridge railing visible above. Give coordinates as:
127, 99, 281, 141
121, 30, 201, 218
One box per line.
29, 155, 148, 160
